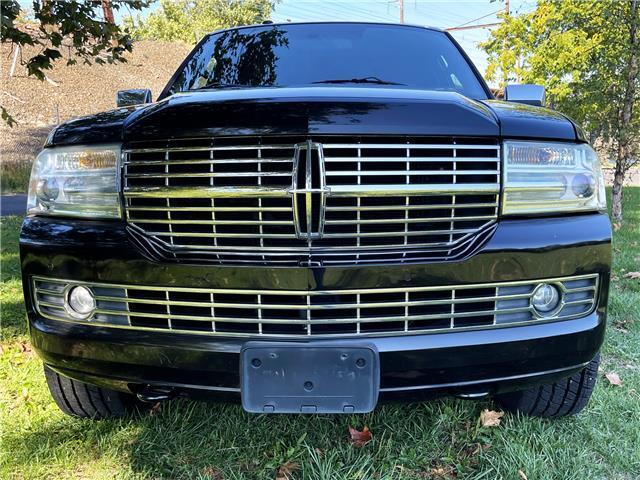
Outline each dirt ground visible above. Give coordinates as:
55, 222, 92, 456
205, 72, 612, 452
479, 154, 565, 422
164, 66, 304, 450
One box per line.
1, 40, 191, 168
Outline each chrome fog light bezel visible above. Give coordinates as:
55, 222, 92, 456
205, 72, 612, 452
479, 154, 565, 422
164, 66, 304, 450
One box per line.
531, 283, 563, 317
64, 285, 96, 320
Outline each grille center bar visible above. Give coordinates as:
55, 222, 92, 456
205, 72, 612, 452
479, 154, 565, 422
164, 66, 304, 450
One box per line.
290, 141, 329, 241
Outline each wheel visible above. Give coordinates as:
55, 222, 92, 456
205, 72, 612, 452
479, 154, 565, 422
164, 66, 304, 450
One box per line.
44, 365, 139, 418
494, 353, 600, 418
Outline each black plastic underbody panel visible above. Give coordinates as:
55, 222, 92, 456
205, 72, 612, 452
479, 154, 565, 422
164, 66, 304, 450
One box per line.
241, 342, 379, 413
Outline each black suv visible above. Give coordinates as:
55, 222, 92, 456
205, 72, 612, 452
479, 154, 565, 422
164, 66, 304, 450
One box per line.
21, 22, 611, 418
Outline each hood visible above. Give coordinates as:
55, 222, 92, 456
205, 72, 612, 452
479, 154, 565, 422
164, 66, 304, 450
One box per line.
47, 87, 580, 146
47, 107, 136, 147
481, 100, 580, 141
123, 87, 499, 141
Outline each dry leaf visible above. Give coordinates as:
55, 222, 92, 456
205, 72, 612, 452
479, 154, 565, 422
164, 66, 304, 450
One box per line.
518, 470, 528, 480
428, 464, 456, 479
348, 425, 372, 448
623, 272, 640, 279
149, 402, 162, 415
479, 409, 504, 427
613, 222, 621, 231
18, 341, 33, 356
200, 466, 223, 479
605, 372, 623, 386
275, 461, 299, 480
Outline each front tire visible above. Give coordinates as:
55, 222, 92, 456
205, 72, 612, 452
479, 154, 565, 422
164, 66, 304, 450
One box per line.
494, 354, 600, 418
44, 366, 138, 418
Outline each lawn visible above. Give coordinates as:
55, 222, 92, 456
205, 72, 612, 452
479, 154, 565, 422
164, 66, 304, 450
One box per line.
1, 190, 639, 480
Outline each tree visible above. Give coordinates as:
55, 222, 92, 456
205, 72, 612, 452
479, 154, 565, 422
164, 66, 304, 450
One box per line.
1, 0, 150, 126
481, 0, 640, 223
126, 0, 277, 44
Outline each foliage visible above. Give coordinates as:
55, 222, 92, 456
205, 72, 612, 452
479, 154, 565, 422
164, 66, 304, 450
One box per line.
481, 0, 640, 222
125, 0, 277, 44
1, 0, 150, 126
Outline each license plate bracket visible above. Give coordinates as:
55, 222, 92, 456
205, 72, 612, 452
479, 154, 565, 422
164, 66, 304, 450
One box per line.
240, 342, 379, 414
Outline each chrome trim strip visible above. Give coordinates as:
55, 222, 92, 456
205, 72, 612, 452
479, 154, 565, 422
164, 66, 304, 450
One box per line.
124, 186, 290, 198
32, 274, 598, 299
327, 184, 500, 196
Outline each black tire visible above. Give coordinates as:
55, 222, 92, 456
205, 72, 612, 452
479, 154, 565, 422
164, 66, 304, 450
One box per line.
494, 354, 600, 418
44, 365, 138, 419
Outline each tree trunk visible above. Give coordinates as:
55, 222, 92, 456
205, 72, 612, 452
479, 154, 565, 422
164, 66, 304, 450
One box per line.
614, 0, 639, 223
102, 0, 115, 24
611, 167, 625, 223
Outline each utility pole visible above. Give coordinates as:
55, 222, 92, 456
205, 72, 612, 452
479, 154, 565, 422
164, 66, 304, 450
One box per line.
399, 0, 404, 23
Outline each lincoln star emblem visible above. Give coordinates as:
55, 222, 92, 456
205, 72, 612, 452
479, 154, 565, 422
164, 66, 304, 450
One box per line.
290, 141, 329, 241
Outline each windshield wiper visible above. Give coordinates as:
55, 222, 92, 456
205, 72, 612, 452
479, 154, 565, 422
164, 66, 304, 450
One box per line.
192, 82, 251, 90
312, 76, 405, 86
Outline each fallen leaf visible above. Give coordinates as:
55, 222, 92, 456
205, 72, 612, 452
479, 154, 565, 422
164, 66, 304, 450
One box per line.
348, 425, 372, 448
613, 222, 621, 231
605, 372, 623, 386
275, 461, 299, 480
149, 402, 162, 415
518, 470, 528, 480
479, 409, 504, 427
200, 466, 223, 479
623, 272, 640, 279
428, 464, 456, 479
18, 341, 33, 356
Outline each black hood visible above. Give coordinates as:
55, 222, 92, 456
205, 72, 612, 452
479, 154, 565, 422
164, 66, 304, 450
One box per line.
47, 87, 581, 146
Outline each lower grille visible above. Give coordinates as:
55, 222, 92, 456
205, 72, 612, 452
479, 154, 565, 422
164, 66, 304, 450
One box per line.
33, 275, 598, 338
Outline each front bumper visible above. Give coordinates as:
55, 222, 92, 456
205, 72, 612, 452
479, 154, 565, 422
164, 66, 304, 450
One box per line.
21, 213, 611, 401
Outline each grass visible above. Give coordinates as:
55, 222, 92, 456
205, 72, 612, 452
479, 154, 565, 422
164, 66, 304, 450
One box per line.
0, 161, 31, 195
1, 189, 639, 480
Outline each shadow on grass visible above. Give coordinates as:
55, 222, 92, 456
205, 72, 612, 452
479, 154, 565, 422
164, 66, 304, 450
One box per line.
2, 397, 488, 479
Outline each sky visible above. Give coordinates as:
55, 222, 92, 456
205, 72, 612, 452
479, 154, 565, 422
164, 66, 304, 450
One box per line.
271, 0, 537, 77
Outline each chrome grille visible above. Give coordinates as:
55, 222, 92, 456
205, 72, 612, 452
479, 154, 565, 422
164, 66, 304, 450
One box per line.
33, 275, 598, 338
123, 136, 500, 265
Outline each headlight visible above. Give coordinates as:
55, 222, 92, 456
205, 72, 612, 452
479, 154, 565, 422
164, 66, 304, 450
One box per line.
503, 141, 606, 215
27, 144, 121, 218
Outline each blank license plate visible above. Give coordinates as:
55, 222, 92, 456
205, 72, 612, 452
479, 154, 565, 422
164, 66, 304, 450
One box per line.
240, 342, 379, 414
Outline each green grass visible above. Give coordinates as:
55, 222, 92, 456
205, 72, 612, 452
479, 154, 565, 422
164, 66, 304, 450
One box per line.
0, 161, 31, 195
1, 190, 639, 480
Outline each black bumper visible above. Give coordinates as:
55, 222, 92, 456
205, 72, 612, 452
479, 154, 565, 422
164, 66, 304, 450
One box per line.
21, 213, 611, 401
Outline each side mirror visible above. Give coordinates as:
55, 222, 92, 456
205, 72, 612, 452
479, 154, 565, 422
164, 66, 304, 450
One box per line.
116, 89, 152, 107
504, 84, 546, 107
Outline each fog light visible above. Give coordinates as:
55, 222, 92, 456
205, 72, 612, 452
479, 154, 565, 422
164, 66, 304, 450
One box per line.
531, 283, 561, 314
66, 285, 95, 319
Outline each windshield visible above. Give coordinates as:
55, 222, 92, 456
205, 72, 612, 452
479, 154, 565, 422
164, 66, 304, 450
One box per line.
165, 23, 488, 99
